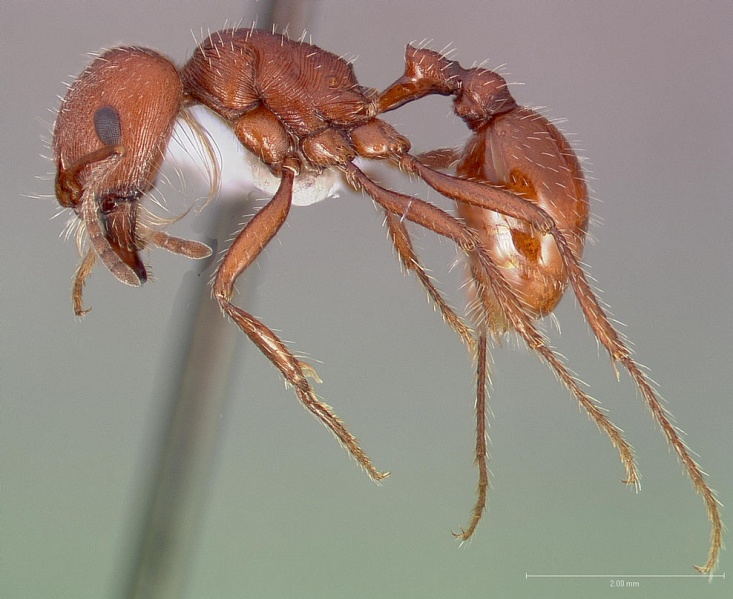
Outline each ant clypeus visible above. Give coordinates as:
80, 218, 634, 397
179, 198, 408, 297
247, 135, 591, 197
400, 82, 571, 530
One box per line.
51, 27, 721, 573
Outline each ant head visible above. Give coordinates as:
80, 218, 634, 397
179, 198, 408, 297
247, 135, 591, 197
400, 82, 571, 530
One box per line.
53, 47, 182, 286
453, 69, 517, 130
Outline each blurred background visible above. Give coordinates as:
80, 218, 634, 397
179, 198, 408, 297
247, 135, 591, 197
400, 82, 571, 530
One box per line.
2, 1, 731, 597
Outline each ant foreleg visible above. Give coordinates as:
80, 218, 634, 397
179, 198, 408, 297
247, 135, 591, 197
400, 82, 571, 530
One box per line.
213, 165, 388, 482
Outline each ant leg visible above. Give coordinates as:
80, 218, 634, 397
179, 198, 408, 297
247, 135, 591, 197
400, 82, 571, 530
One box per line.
403, 153, 721, 571
219, 113, 387, 478
396, 159, 640, 477
384, 210, 475, 353
345, 164, 638, 535
551, 232, 724, 574
466, 225, 641, 500
454, 331, 490, 540
213, 163, 388, 482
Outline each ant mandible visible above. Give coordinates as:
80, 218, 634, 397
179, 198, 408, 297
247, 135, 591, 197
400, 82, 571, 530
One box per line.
51, 28, 721, 573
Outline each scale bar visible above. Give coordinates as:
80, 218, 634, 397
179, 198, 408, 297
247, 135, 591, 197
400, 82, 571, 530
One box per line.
526, 573, 726, 579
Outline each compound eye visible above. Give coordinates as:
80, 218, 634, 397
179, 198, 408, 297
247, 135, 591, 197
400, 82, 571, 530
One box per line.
94, 105, 122, 146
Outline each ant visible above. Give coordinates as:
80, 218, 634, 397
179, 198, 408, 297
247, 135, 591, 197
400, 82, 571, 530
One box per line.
52, 27, 721, 573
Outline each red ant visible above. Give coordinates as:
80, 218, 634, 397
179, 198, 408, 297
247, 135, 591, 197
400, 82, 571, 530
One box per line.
52, 28, 721, 573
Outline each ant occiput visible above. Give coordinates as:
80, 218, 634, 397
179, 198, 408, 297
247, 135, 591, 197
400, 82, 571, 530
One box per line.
51, 27, 721, 573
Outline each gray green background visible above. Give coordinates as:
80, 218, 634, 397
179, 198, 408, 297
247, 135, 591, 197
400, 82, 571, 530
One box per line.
2, 1, 731, 597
